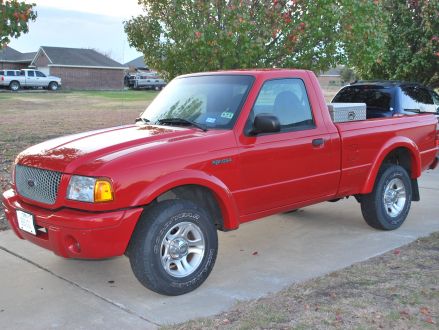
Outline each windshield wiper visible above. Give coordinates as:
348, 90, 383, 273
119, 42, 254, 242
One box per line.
404, 109, 421, 113
135, 117, 150, 124
158, 118, 208, 132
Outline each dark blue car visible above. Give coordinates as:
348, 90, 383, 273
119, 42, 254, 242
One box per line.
332, 81, 439, 119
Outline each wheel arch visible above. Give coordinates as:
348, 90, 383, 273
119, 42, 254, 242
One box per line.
9, 80, 20, 88
361, 137, 421, 194
133, 170, 240, 231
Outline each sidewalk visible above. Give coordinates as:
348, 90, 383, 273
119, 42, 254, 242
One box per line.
0, 170, 438, 329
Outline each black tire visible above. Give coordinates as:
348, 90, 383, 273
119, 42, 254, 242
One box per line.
9, 81, 20, 91
48, 82, 58, 91
360, 164, 412, 230
128, 199, 218, 295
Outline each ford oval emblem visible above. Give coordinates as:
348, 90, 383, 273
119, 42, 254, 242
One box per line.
27, 179, 35, 187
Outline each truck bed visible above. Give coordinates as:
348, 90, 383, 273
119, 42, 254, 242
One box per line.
335, 114, 438, 197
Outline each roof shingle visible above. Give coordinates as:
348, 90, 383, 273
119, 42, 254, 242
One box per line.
40, 46, 125, 68
0, 46, 31, 62
125, 56, 148, 69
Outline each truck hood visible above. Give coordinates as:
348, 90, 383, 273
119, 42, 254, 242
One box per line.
48, 75, 62, 81
16, 124, 200, 173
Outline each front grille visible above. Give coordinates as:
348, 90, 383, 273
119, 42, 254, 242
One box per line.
15, 165, 62, 205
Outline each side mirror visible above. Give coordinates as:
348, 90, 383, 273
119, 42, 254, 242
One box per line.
250, 114, 281, 135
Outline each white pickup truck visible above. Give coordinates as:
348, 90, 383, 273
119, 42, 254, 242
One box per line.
0, 69, 62, 91
129, 72, 166, 90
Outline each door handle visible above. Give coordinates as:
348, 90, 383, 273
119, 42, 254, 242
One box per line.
312, 138, 325, 147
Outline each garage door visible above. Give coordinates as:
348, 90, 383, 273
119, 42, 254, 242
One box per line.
38, 67, 50, 75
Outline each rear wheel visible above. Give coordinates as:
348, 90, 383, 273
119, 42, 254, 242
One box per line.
9, 81, 20, 91
48, 82, 58, 91
128, 200, 218, 295
360, 164, 412, 230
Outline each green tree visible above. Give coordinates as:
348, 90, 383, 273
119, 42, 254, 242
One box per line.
0, 0, 37, 47
340, 66, 357, 83
354, 0, 439, 87
125, 0, 382, 80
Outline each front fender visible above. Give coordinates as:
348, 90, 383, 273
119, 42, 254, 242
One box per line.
361, 137, 421, 194
133, 169, 240, 230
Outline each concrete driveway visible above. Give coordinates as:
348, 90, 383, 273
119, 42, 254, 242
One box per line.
1, 169, 438, 329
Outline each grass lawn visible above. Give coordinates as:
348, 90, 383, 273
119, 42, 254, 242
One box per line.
0, 89, 158, 101
73, 90, 159, 101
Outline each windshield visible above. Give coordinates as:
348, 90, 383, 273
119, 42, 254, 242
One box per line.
140, 75, 254, 129
333, 86, 393, 112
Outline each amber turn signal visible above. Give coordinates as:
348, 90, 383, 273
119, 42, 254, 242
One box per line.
94, 180, 114, 202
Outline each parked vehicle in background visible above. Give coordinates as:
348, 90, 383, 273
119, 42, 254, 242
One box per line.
0, 70, 21, 89
0, 69, 21, 77
129, 71, 166, 90
3, 70, 438, 296
332, 81, 439, 120
0, 69, 62, 91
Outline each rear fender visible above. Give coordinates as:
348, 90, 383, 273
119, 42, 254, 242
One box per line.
361, 137, 421, 194
133, 170, 240, 230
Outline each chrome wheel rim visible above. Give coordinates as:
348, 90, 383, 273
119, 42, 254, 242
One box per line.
383, 178, 406, 218
160, 221, 205, 278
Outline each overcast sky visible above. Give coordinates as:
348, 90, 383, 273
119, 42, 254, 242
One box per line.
8, 0, 144, 64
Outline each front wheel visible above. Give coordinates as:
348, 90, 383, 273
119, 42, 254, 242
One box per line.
128, 200, 218, 295
360, 164, 412, 230
48, 82, 59, 91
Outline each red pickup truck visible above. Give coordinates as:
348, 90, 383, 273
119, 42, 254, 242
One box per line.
2, 70, 438, 295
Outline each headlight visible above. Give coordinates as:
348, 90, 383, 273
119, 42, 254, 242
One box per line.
66, 175, 114, 203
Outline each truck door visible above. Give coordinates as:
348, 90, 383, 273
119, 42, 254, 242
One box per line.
25, 70, 38, 87
35, 71, 49, 87
236, 78, 339, 216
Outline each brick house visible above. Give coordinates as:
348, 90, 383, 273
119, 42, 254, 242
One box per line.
30, 46, 128, 90
317, 66, 344, 87
0, 46, 36, 70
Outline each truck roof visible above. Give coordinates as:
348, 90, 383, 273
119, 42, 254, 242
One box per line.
178, 68, 313, 79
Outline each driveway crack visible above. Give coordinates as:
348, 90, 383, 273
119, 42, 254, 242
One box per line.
0, 245, 159, 328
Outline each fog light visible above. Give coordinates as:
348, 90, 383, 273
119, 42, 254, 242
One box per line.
65, 235, 81, 254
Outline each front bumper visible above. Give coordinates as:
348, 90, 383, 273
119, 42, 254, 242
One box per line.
2, 189, 143, 259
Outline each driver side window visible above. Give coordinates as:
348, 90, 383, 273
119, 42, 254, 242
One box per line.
249, 78, 315, 133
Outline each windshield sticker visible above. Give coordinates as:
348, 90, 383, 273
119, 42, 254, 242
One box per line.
206, 117, 216, 123
221, 112, 234, 119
